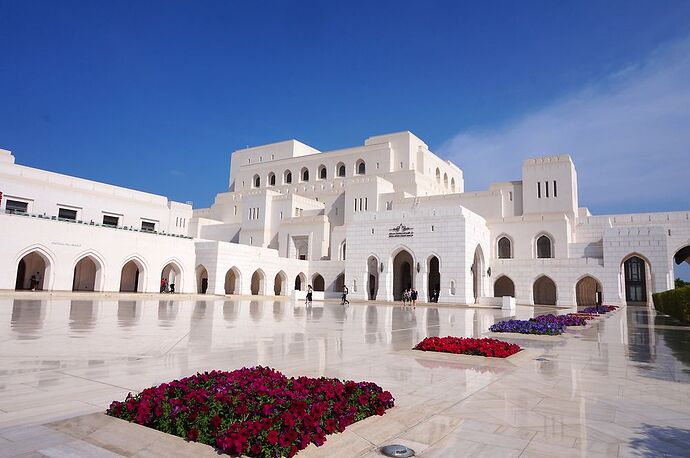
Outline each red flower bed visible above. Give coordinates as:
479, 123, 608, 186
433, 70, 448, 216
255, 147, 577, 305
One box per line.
106, 366, 394, 457
414, 336, 521, 358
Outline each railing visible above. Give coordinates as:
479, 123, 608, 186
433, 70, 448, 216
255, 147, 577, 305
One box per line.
2, 209, 193, 239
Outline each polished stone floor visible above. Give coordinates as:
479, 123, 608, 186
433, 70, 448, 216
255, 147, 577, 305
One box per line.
0, 296, 689, 457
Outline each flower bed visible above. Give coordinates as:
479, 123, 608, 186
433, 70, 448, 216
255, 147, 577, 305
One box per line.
414, 336, 521, 358
106, 366, 394, 457
489, 319, 565, 335
532, 313, 590, 327
581, 305, 618, 314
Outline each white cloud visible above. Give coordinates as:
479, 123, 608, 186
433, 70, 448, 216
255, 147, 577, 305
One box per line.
439, 37, 690, 214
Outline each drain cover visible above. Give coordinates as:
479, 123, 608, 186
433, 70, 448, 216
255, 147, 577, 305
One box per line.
381, 444, 415, 457
535, 357, 549, 361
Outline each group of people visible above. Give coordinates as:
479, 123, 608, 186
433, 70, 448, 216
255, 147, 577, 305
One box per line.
402, 288, 418, 307
159, 277, 175, 294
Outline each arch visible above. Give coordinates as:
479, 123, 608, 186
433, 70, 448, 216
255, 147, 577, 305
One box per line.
14, 246, 55, 291
312, 273, 325, 292
224, 266, 241, 295
576, 275, 601, 306
120, 257, 146, 293
536, 234, 553, 259
427, 255, 441, 302
392, 248, 414, 300
472, 245, 486, 302
673, 245, 690, 286
336, 162, 346, 178
450, 178, 456, 192
274, 270, 287, 295
283, 169, 293, 184
294, 272, 307, 291
339, 240, 347, 261
300, 167, 309, 182
318, 164, 327, 180
252, 174, 261, 188
160, 258, 183, 293
497, 236, 513, 259
268, 172, 276, 186
72, 253, 105, 292
356, 159, 366, 175
622, 254, 651, 304
443, 172, 448, 188
493, 275, 515, 298
533, 275, 557, 305
367, 255, 379, 300
196, 265, 209, 294
251, 269, 265, 295
435, 167, 441, 184
334, 272, 345, 293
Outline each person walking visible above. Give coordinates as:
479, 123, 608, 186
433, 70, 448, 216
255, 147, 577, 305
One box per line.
411, 288, 418, 307
160, 277, 166, 293
305, 285, 313, 306
341, 285, 349, 305
33, 271, 41, 291
169, 282, 175, 294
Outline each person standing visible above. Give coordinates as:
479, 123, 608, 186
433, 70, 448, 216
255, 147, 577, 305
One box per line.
341, 285, 349, 305
34, 271, 41, 291
305, 285, 313, 306
411, 288, 418, 307
160, 277, 166, 293
169, 282, 175, 294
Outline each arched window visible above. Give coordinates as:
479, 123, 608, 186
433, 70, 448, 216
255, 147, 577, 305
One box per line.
537, 235, 553, 258
340, 241, 346, 260
268, 172, 276, 186
318, 165, 327, 180
450, 178, 456, 192
336, 162, 346, 177
435, 168, 441, 183
356, 160, 366, 175
301, 167, 309, 182
284, 170, 292, 184
443, 173, 448, 188
497, 237, 512, 259
253, 174, 260, 188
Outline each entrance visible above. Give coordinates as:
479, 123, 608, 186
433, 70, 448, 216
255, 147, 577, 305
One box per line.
576, 276, 601, 306
120, 260, 143, 292
367, 256, 379, 300
472, 245, 485, 302
73, 256, 100, 292
392, 250, 413, 300
225, 268, 240, 294
624, 256, 647, 304
15, 251, 48, 290
533, 276, 557, 305
493, 276, 515, 297
196, 265, 208, 294
312, 274, 324, 292
274, 271, 287, 295
427, 256, 440, 301
251, 270, 265, 295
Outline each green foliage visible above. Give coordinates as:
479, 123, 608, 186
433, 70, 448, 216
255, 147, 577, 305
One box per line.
675, 278, 690, 289
653, 285, 690, 324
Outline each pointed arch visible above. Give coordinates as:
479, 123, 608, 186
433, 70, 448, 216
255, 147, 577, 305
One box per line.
621, 253, 652, 304
119, 255, 148, 293
252, 174, 261, 188
443, 172, 448, 188
318, 164, 327, 180
72, 250, 106, 292
251, 269, 266, 295
535, 233, 554, 259
312, 273, 325, 291
300, 167, 310, 182
533, 274, 557, 305
367, 254, 380, 300
435, 167, 441, 183
334, 272, 345, 293
391, 245, 415, 300
450, 177, 456, 192
336, 162, 346, 178
267, 172, 276, 186
472, 245, 486, 302
575, 274, 602, 306
283, 169, 293, 184
160, 258, 184, 293
224, 266, 241, 295
356, 159, 366, 175
497, 235, 513, 259
427, 254, 441, 302
294, 272, 307, 291
493, 275, 515, 298
196, 264, 209, 294
14, 245, 56, 291
274, 270, 287, 295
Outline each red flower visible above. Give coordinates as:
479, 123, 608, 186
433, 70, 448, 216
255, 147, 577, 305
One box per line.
187, 428, 199, 441
266, 430, 279, 445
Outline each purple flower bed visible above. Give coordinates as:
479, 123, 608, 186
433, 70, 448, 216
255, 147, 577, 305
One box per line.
532, 313, 589, 327
581, 305, 617, 314
489, 319, 565, 335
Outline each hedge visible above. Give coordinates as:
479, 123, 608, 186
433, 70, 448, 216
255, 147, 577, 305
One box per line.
652, 285, 690, 324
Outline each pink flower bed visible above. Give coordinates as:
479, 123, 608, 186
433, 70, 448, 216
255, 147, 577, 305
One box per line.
414, 336, 521, 358
106, 366, 394, 457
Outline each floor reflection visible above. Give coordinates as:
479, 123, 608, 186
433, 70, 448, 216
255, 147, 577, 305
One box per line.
11, 299, 46, 339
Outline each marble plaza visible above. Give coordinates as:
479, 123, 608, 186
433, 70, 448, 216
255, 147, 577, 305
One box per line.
0, 296, 689, 457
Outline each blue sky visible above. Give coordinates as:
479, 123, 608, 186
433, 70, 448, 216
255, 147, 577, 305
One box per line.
1, 2, 689, 215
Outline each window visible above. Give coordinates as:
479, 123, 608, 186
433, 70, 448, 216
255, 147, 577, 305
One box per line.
284, 170, 292, 184
319, 165, 327, 180
386, 201, 392, 210
553, 180, 557, 197
497, 237, 512, 259
537, 182, 541, 198
436, 168, 441, 183
337, 163, 346, 177
141, 221, 156, 232
431, 225, 435, 232
356, 160, 366, 175
301, 168, 309, 182
103, 215, 119, 227
365, 197, 368, 211
536, 235, 552, 258
545, 181, 550, 198
233, 206, 237, 215
253, 175, 260, 188
58, 208, 77, 221
5, 199, 28, 214
268, 173, 276, 186
509, 191, 513, 201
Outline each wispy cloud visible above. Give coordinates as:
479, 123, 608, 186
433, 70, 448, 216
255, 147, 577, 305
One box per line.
439, 37, 690, 214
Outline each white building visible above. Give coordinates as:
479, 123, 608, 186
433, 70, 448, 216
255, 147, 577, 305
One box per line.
2, 131, 689, 307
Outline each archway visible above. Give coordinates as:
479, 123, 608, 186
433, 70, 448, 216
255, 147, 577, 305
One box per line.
72, 256, 102, 292
472, 245, 485, 302
367, 256, 379, 300
673, 245, 690, 287
251, 270, 265, 295
161, 261, 182, 293
312, 273, 325, 292
294, 272, 306, 291
533, 275, 557, 305
392, 249, 414, 300
494, 276, 515, 298
15, 251, 48, 290
576, 276, 601, 306
623, 255, 649, 304
224, 267, 240, 295
334, 273, 345, 293
196, 265, 208, 294
274, 271, 287, 295
427, 256, 440, 301
120, 259, 145, 293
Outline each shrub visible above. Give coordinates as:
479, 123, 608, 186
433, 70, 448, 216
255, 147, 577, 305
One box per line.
653, 285, 690, 324
106, 366, 394, 457
414, 336, 521, 358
